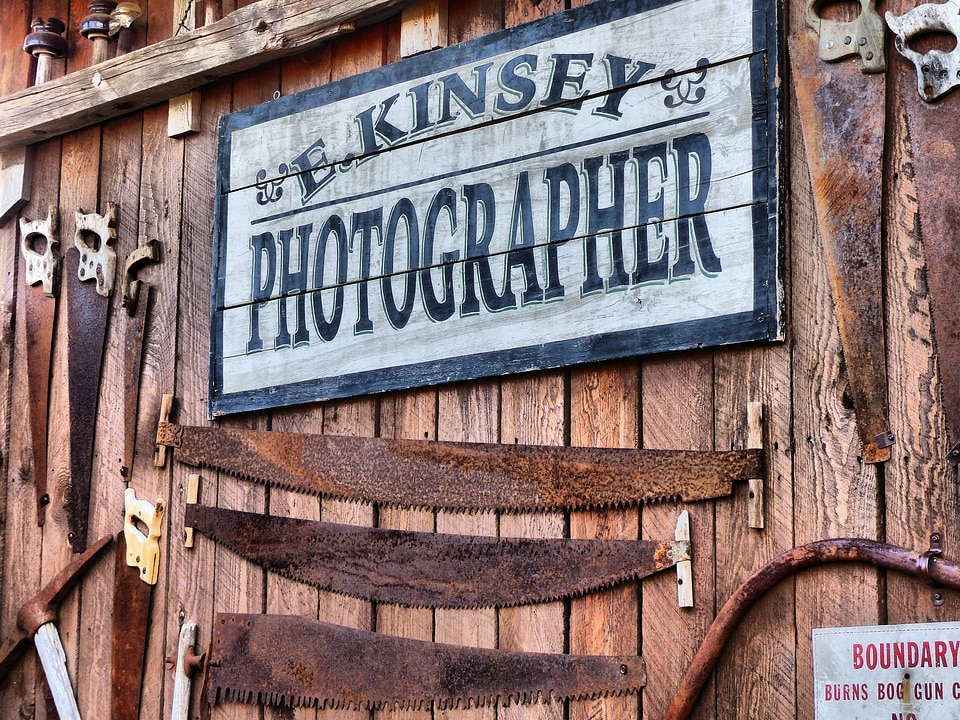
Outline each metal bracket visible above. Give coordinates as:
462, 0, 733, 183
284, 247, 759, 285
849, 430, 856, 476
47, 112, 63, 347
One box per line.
676, 510, 694, 608
806, 0, 886, 73
74, 202, 118, 297
918, 530, 945, 606
124, 487, 165, 586
887, 0, 960, 101
20, 205, 59, 297
875, 430, 896, 449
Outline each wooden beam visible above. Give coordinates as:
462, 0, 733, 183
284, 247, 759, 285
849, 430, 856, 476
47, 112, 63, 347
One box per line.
0, 0, 407, 153
168, 0, 205, 138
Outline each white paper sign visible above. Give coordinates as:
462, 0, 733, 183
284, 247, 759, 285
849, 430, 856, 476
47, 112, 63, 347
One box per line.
813, 622, 960, 720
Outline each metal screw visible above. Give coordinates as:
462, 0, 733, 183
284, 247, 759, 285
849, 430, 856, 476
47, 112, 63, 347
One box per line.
827, 39, 835, 49
92, 71, 102, 86
858, 37, 867, 46
932, 532, 942, 543
844, 35, 852, 45
620, 664, 628, 675
866, 51, 874, 61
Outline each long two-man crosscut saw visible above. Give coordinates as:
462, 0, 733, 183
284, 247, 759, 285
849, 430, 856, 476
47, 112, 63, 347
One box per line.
184, 503, 691, 608
790, 0, 894, 463
64, 203, 117, 551
156, 422, 763, 511
886, 0, 960, 465
207, 613, 646, 711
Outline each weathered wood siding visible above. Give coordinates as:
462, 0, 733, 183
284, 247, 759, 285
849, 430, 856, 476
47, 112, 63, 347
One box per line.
0, 1, 957, 719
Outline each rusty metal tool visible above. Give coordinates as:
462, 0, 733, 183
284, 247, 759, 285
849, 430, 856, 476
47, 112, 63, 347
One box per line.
156, 422, 763, 512
111, 489, 164, 720
64, 203, 117, 552
664, 536, 960, 720
19, 206, 59, 525
208, 613, 645, 711
886, 2, 960, 464
184, 502, 690, 608
790, 0, 893, 463
120, 199, 160, 479
168, 622, 204, 720
0, 534, 113, 719
109, 3, 141, 55
0, 18, 67, 228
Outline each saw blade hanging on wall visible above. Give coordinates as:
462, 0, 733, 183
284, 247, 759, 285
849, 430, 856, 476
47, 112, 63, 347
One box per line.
208, 613, 646, 711
156, 422, 763, 511
886, 1, 960, 463
790, 0, 893, 463
184, 503, 690, 609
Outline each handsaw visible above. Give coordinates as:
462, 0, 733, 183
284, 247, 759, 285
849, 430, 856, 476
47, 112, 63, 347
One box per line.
111, 489, 164, 720
207, 613, 646, 711
19, 206, 59, 525
790, 0, 893, 463
119, 197, 160, 478
156, 422, 763, 511
64, 202, 117, 551
886, 1, 960, 464
184, 503, 690, 608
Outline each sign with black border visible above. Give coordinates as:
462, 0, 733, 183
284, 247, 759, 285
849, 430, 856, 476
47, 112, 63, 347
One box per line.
210, 0, 781, 417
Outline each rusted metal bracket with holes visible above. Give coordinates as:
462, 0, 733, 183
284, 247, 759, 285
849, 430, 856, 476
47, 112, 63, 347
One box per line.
791, 0, 893, 463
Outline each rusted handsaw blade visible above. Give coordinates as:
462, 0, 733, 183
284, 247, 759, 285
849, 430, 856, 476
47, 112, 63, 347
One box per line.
19, 206, 59, 525
64, 203, 117, 552
120, 203, 160, 478
110, 532, 152, 720
157, 422, 763, 511
208, 613, 646, 711
185, 503, 689, 608
789, 6, 893, 464
886, 2, 960, 463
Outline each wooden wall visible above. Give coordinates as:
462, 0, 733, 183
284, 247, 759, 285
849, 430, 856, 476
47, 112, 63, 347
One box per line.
0, 0, 958, 718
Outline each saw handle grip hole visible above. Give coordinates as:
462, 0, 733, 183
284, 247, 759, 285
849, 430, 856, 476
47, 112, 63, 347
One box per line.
902, 29, 959, 56
78, 229, 102, 253
812, 0, 863, 23
130, 514, 150, 538
24, 232, 50, 256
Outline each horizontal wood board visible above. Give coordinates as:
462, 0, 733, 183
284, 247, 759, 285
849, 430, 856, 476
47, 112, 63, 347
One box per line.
210, 0, 781, 415
1, 1, 959, 719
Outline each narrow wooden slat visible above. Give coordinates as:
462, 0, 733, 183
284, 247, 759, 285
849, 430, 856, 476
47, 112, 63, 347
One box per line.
640, 355, 716, 720
400, 0, 448, 57
169, 0, 205, 137
499, 372, 565, 720
165, 75, 234, 720
569, 361, 639, 720
0, 0, 409, 153
788, 1, 882, 710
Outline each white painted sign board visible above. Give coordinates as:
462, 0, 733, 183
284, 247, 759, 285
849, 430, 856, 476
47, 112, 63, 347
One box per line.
813, 622, 960, 720
210, 0, 781, 416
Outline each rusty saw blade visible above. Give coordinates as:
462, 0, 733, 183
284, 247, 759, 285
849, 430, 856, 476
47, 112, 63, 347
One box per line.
64, 203, 117, 552
19, 206, 59, 525
110, 532, 151, 720
886, 2, 960, 463
157, 422, 763, 511
208, 613, 645, 711
184, 503, 689, 608
789, 10, 893, 464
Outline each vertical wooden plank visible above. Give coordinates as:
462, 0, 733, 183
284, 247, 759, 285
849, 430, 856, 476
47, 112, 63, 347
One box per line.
640, 355, 716, 720
569, 362, 639, 720
75, 110, 144, 720
375, 389, 436, 720
883, 0, 960, 618
162, 78, 233, 720
0, 1, 35, 225
787, 0, 882, 711
38, 121, 101, 720
400, 0, 448, 57
435, 382, 499, 720
499, 372, 565, 720
714, 346, 796, 719
169, 0, 204, 137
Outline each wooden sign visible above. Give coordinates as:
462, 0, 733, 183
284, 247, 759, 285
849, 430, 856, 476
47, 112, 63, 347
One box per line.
813, 622, 960, 719
210, 0, 780, 416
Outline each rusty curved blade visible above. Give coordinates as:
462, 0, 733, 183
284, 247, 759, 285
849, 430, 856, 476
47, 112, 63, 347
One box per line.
892, 54, 960, 462
209, 613, 645, 711
185, 504, 688, 608
790, 31, 892, 463
64, 244, 111, 552
121, 285, 150, 478
110, 532, 152, 720
23, 285, 55, 525
158, 422, 763, 511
